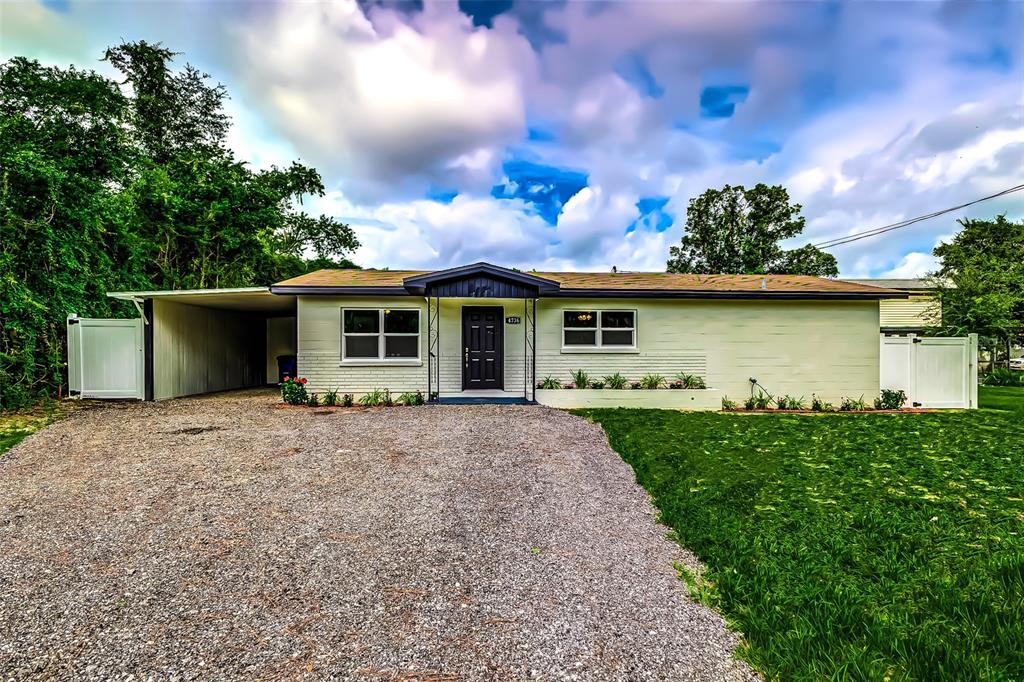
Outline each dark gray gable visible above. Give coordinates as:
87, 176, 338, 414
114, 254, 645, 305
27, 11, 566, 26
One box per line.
403, 262, 560, 298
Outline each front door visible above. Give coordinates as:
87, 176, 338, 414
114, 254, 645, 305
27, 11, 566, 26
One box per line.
462, 306, 503, 390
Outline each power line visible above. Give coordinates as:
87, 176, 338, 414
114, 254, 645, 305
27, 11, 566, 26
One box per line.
813, 183, 1024, 250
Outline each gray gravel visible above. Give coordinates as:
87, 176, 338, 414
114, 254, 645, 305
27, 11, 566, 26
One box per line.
0, 390, 755, 680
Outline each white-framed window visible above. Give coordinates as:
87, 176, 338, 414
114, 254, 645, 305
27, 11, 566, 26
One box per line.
562, 310, 636, 349
342, 308, 420, 362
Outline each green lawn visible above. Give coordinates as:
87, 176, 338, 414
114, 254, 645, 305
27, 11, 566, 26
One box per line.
578, 387, 1024, 681
0, 401, 69, 456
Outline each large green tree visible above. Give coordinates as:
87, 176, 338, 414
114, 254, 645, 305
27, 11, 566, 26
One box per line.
932, 215, 1024, 367
666, 184, 838, 276
0, 42, 358, 408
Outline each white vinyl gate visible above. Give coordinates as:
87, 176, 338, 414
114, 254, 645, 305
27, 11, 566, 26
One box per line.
880, 333, 978, 409
67, 315, 145, 399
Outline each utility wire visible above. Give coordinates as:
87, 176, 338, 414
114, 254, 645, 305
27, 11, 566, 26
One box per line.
813, 183, 1024, 250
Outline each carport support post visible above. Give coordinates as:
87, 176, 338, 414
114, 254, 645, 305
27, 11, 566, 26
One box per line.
143, 298, 154, 401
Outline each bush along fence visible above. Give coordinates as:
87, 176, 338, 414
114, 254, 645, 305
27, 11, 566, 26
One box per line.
279, 377, 424, 408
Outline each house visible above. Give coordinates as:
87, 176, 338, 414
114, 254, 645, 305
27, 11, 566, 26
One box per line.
104, 263, 903, 408
839, 278, 942, 335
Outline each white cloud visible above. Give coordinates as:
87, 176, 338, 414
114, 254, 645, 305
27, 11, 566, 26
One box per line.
881, 252, 940, 278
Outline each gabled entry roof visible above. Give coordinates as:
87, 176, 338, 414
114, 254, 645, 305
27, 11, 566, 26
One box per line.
270, 263, 905, 299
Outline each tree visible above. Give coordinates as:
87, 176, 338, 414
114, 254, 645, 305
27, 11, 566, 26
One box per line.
666, 184, 838, 276
931, 215, 1024, 368
0, 43, 358, 408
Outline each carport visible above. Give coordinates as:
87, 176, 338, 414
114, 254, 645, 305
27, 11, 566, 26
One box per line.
99, 287, 296, 400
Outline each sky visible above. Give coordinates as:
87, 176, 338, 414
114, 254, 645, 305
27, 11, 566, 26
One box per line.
2, 0, 1022, 276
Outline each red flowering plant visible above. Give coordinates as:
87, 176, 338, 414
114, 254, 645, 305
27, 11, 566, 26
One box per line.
281, 376, 309, 405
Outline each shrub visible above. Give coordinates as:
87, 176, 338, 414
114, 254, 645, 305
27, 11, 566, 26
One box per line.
591, 380, 606, 389
810, 394, 835, 412
983, 367, 1024, 387
306, 392, 321, 407
631, 381, 643, 390
676, 372, 707, 389
840, 395, 869, 411
341, 393, 354, 407
538, 376, 561, 389
322, 389, 339, 407
640, 374, 666, 390
874, 388, 908, 410
722, 396, 739, 410
775, 395, 806, 410
669, 380, 684, 389
746, 393, 772, 410
358, 388, 386, 406
381, 388, 393, 407
570, 369, 591, 389
603, 372, 628, 389
396, 391, 425, 406
280, 377, 308, 405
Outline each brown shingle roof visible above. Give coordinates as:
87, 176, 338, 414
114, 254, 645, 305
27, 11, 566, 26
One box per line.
274, 268, 901, 297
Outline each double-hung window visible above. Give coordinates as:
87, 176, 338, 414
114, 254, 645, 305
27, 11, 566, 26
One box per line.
342, 308, 420, 361
562, 310, 636, 349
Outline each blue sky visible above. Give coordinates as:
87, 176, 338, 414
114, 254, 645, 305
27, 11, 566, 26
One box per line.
3, 0, 1022, 274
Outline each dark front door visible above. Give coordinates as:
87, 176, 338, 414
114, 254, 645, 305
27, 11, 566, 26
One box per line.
462, 307, 503, 390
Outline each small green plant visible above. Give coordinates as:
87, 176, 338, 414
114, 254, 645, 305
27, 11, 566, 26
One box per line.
746, 393, 772, 410
676, 372, 707, 389
280, 377, 308, 405
591, 380, 606, 389
570, 368, 591, 389
640, 374, 666, 390
874, 388, 908, 410
396, 391, 425, 406
775, 395, 806, 410
306, 392, 321, 407
322, 389, 339, 406
983, 367, 1024, 387
538, 376, 561, 389
839, 395, 869, 411
381, 388, 393, 407
603, 372, 628, 389
341, 393, 354, 407
358, 388, 386, 406
721, 396, 739, 410
810, 394, 835, 412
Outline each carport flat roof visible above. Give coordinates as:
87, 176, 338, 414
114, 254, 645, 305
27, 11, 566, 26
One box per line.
108, 287, 296, 313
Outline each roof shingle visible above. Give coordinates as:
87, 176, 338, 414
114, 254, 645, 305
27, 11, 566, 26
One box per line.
274, 268, 899, 296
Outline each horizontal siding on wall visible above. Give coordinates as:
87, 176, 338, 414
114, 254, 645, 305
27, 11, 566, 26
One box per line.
880, 295, 940, 328
297, 295, 880, 403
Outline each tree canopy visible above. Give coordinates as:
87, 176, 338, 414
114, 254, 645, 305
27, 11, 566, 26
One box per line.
666, 184, 838, 277
0, 42, 358, 408
931, 215, 1024, 365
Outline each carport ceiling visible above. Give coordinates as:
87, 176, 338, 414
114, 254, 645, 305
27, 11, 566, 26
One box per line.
108, 287, 296, 313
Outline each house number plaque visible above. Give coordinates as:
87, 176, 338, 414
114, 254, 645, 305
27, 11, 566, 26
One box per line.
505, 316, 521, 324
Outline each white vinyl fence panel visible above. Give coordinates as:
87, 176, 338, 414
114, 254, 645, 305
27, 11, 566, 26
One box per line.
880, 333, 977, 409
67, 315, 144, 399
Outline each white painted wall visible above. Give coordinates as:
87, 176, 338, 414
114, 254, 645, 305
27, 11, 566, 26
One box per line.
298, 295, 880, 404
266, 316, 297, 381
152, 299, 264, 400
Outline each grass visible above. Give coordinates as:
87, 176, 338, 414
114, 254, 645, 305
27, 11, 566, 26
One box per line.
0, 400, 70, 456
577, 386, 1024, 680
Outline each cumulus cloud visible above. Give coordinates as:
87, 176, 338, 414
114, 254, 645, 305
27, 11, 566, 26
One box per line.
226, 0, 536, 202
3, 0, 1022, 274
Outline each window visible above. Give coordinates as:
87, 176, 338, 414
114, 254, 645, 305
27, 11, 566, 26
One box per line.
342, 308, 420, 361
563, 310, 635, 349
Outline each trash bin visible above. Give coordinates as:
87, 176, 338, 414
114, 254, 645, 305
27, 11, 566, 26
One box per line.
276, 355, 297, 383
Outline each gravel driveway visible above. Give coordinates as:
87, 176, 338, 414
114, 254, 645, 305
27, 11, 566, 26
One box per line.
0, 391, 754, 680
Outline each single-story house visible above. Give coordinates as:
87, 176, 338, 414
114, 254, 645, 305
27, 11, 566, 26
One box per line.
105, 262, 904, 408
839, 278, 943, 335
